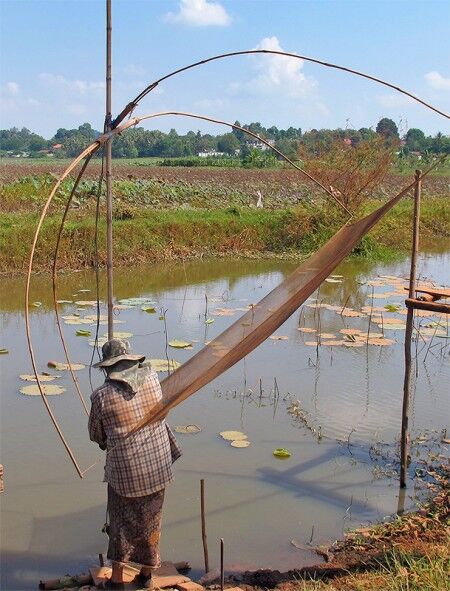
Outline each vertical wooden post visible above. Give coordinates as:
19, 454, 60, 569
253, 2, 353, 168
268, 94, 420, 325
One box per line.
105, 0, 114, 340
400, 169, 421, 488
200, 479, 210, 573
220, 538, 224, 591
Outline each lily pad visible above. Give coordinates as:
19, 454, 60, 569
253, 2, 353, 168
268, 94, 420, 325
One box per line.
368, 337, 395, 346
56, 299, 73, 304
76, 329, 92, 337
75, 300, 98, 306
205, 318, 215, 324
212, 308, 236, 316
340, 309, 366, 317
142, 306, 157, 313
47, 361, 85, 371
339, 328, 364, 335
269, 335, 289, 340
88, 338, 107, 347
169, 339, 192, 349
174, 425, 201, 434
325, 278, 342, 283
0, 348, 8, 355
20, 384, 66, 396
65, 318, 92, 325
118, 297, 155, 307
20, 373, 60, 382
220, 430, 248, 441
31, 301, 42, 307
149, 358, 181, 372
273, 448, 291, 459
102, 331, 133, 339
230, 440, 251, 448
298, 327, 316, 333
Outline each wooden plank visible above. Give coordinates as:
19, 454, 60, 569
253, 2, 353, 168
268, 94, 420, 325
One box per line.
89, 567, 111, 587
153, 562, 191, 588
175, 582, 205, 591
404, 286, 450, 299
405, 298, 450, 314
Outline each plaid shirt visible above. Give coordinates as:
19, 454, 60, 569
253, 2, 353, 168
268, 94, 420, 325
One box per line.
89, 367, 182, 498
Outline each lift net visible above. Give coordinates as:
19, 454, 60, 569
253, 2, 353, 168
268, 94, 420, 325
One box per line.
128, 189, 406, 435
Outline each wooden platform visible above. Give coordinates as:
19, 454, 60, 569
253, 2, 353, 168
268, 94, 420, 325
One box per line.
405, 298, 450, 314
40, 561, 237, 591
404, 286, 450, 300
402, 285, 450, 315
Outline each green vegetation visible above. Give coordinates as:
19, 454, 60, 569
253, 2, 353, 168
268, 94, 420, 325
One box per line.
1, 195, 447, 273
1, 117, 449, 162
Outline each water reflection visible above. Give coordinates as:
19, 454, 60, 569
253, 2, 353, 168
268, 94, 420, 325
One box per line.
1, 252, 449, 589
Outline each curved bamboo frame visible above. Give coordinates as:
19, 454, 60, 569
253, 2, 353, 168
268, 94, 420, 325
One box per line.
25, 48, 449, 477
113, 49, 450, 126
26, 113, 335, 477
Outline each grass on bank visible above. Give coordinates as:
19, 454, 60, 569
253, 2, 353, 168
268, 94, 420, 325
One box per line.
273, 470, 449, 591
0, 197, 448, 273
294, 548, 449, 591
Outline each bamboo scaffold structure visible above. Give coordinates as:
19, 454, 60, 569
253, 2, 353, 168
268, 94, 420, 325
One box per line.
24, 2, 449, 480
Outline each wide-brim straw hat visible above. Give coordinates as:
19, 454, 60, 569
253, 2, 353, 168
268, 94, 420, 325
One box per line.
93, 338, 145, 368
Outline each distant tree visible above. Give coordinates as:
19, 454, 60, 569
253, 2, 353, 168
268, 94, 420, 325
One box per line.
217, 133, 239, 155
274, 138, 299, 160
232, 121, 245, 142
429, 132, 450, 154
405, 128, 426, 153
376, 118, 399, 142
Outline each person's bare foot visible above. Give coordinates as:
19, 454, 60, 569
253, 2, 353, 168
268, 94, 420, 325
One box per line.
104, 579, 126, 589
133, 572, 154, 589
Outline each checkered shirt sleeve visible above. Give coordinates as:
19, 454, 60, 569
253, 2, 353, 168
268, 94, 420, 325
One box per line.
89, 368, 182, 498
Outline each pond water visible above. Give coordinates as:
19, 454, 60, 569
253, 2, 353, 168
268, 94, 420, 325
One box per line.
1, 251, 449, 590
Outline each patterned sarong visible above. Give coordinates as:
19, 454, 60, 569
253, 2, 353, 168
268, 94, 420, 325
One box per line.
107, 484, 165, 567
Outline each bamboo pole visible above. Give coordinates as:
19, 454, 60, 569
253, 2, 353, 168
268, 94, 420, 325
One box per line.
220, 538, 224, 591
400, 169, 422, 488
200, 479, 210, 574
105, 0, 114, 339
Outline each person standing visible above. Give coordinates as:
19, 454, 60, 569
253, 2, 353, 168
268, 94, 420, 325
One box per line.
89, 339, 181, 589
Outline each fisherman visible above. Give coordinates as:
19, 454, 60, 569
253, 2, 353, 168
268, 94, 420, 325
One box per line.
89, 339, 181, 589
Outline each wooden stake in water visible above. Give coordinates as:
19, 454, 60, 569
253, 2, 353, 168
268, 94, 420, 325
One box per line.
220, 538, 224, 591
400, 169, 421, 488
105, 0, 114, 339
200, 479, 210, 574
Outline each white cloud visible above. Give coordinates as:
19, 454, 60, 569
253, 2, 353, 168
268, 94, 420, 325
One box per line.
424, 71, 450, 91
248, 37, 316, 98
165, 0, 231, 27
6, 81, 19, 95
195, 97, 226, 110
38, 73, 104, 94
377, 93, 414, 108
66, 103, 87, 116
121, 64, 146, 78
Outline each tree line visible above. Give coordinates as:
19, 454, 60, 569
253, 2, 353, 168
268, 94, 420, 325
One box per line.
1, 118, 449, 159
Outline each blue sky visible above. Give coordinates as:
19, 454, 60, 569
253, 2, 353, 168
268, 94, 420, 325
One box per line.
1, 0, 449, 137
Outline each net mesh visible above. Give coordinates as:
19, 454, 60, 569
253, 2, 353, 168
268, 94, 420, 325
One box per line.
129, 191, 404, 434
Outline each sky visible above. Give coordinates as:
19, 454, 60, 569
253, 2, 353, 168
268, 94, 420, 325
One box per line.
1, 0, 449, 138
